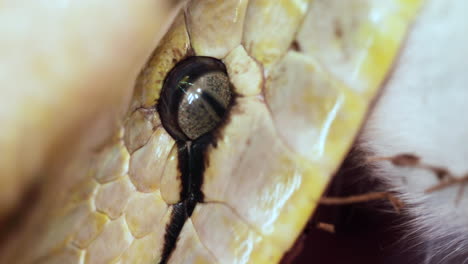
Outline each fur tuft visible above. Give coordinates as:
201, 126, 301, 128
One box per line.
357, 0, 468, 262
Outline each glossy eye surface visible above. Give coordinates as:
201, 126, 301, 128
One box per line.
157, 56, 232, 141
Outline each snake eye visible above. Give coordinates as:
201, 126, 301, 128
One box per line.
158, 56, 233, 141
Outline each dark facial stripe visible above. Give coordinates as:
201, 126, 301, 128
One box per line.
157, 56, 233, 263
159, 199, 197, 264
158, 134, 212, 263
188, 134, 212, 202
177, 141, 190, 201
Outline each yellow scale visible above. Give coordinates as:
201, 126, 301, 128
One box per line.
2, 0, 422, 263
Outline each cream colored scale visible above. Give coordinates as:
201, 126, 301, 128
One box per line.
0, 0, 421, 263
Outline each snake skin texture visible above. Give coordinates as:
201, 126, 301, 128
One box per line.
0, 1, 421, 263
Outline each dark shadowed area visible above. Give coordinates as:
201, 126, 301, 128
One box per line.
282, 149, 426, 264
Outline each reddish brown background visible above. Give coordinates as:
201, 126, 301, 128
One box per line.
282, 151, 426, 264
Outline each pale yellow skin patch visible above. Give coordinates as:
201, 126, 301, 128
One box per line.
224, 45, 263, 96
186, 0, 248, 59
92, 139, 130, 184
160, 145, 183, 205
94, 176, 136, 220
297, 0, 423, 96
265, 52, 355, 163
168, 219, 218, 264
243, 0, 310, 69
128, 128, 174, 193
132, 13, 191, 109
0, 1, 422, 263
191, 203, 268, 263
123, 109, 159, 154
125, 191, 168, 238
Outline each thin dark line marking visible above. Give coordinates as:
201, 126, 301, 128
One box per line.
158, 135, 211, 263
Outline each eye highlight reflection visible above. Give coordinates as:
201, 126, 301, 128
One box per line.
157, 56, 233, 141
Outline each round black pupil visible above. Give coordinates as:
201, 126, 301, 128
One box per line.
157, 56, 232, 141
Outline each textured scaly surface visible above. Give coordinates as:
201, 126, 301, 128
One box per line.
0, 0, 422, 263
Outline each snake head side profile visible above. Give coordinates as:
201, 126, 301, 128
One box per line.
3, 0, 467, 263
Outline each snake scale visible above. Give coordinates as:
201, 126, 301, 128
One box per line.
0, 0, 422, 263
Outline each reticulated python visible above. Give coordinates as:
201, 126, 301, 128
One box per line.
0, 1, 422, 263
